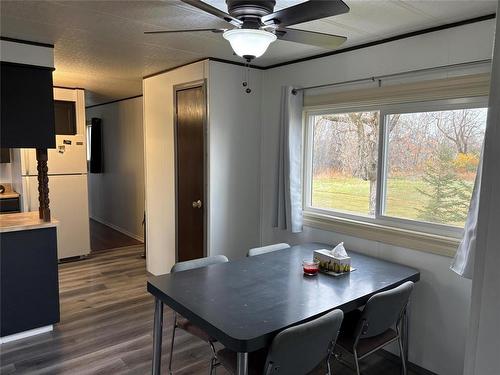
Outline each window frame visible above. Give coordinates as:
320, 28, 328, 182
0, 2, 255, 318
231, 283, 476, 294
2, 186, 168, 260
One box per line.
303, 96, 488, 241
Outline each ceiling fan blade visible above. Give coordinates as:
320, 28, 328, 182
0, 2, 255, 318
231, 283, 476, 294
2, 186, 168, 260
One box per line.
145, 28, 227, 34
275, 28, 346, 49
262, 0, 349, 27
181, 0, 242, 26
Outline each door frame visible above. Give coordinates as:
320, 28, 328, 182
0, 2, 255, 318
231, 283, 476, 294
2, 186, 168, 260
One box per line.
173, 79, 208, 262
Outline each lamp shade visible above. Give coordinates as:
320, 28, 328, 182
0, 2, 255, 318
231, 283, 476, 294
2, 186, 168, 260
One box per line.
223, 29, 277, 59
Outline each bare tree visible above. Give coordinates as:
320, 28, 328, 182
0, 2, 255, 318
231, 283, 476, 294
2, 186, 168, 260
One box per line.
388, 112, 434, 173
433, 109, 484, 154
346, 112, 378, 214
314, 112, 400, 215
311, 107, 486, 222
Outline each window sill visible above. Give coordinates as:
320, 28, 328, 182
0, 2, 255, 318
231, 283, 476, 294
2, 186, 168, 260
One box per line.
303, 211, 460, 258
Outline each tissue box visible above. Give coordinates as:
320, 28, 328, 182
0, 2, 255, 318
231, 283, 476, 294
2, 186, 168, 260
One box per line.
313, 249, 351, 273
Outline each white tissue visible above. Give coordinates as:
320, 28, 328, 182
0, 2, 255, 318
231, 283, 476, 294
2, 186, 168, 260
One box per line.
331, 242, 348, 258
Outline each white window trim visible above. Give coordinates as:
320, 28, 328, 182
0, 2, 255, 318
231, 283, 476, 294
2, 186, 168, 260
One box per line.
303, 96, 488, 257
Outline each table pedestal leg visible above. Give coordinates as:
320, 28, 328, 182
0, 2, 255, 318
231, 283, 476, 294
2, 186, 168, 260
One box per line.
152, 298, 164, 375
236, 352, 248, 375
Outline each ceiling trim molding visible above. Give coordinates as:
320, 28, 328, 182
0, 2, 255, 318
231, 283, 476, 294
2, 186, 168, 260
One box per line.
143, 57, 208, 79
140, 13, 495, 80
209, 56, 263, 70
0, 36, 54, 49
143, 57, 263, 80
53, 85, 85, 91
262, 13, 496, 70
86, 94, 143, 109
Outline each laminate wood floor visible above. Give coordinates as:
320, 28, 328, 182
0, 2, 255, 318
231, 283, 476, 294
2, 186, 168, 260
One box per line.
0, 246, 417, 375
90, 219, 143, 252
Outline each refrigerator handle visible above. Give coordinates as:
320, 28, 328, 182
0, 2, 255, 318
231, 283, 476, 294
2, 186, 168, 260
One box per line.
23, 148, 30, 176
25, 176, 31, 212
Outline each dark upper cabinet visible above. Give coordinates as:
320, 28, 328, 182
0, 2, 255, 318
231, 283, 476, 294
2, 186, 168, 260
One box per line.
0, 62, 56, 148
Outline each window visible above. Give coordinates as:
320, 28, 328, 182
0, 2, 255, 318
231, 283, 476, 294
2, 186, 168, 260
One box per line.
383, 108, 486, 227
304, 98, 487, 237
310, 111, 380, 217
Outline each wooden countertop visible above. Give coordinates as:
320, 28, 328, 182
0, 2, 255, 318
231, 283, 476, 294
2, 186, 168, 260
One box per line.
0, 192, 20, 199
0, 212, 58, 233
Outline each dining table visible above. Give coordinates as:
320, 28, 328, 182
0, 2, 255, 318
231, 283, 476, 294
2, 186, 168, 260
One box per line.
147, 242, 420, 375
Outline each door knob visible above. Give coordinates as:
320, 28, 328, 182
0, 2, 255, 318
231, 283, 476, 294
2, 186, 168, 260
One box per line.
192, 200, 202, 209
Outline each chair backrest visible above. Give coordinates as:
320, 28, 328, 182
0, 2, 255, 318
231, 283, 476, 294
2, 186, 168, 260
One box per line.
170, 255, 229, 273
263, 309, 344, 375
356, 281, 414, 339
247, 243, 290, 257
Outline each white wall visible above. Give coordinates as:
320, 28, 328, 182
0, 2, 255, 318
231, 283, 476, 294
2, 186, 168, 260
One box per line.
143, 60, 262, 275
143, 61, 208, 275
87, 96, 145, 241
208, 61, 262, 260
259, 19, 496, 375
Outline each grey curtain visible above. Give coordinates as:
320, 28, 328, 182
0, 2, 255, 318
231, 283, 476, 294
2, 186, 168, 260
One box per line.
273, 86, 304, 233
450, 151, 482, 279
451, 13, 500, 279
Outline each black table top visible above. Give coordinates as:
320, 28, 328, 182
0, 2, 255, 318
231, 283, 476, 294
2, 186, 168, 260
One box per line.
147, 242, 420, 352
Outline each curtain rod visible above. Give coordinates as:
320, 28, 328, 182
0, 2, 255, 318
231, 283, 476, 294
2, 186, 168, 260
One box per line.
291, 58, 492, 95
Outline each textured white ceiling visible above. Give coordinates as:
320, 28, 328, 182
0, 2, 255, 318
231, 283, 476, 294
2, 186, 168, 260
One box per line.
0, 0, 496, 105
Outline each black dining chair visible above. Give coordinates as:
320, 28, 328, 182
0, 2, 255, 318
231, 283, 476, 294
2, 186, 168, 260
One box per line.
168, 255, 229, 375
217, 309, 344, 375
247, 243, 291, 257
336, 281, 414, 375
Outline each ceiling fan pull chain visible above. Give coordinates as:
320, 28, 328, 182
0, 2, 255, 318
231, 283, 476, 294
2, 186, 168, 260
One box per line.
242, 62, 252, 94
243, 62, 252, 94
242, 63, 247, 87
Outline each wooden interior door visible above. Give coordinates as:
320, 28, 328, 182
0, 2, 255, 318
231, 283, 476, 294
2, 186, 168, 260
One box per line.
175, 84, 206, 262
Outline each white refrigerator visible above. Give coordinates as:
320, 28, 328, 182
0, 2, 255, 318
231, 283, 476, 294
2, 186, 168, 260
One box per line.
20, 88, 90, 260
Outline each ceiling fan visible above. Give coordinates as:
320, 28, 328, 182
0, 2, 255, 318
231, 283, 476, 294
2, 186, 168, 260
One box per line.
145, 0, 350, 61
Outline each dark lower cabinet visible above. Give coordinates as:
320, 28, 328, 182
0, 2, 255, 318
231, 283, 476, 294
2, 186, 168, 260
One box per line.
0, 227, 60, 337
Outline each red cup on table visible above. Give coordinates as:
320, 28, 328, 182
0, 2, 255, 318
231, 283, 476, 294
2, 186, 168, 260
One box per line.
303, 259, 320, 276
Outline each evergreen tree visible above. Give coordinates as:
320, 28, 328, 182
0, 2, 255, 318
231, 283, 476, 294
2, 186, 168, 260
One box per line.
418, 147, 471, 224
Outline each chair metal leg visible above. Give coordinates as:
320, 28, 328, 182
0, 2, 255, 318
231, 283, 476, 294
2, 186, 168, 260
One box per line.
209, 341, 218, 375
353, 349, 361, 375
398, 337, 408, 375
326, 357, 332, 375
209, 357, 215, 375
168, 313, 178, 374
402, 305, 409, 366
325, 342, 333, 375
398, 305, 409, 375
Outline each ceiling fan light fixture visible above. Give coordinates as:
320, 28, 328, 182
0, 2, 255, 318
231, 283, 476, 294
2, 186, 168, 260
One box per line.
223, 29, 277, 59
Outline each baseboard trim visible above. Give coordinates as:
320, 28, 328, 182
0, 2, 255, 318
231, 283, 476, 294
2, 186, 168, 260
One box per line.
379, 349, 438, 375
90, 216, 144, 242
1, 325, 53, 344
